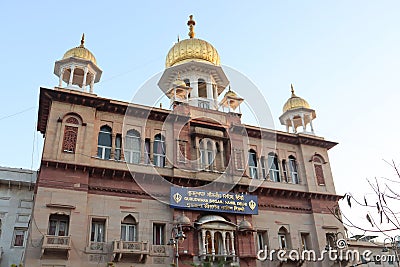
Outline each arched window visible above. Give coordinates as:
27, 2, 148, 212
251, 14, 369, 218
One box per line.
198, 78, 207, 98
278, 226, 290, 250
268, 153, 280, 182
97, 125, 112, 159
121, 215, 137, 242
248, 149, 258, 179
62, 116, 80, 153
153, 134, 165, 167
313, 155, 325, 185
288, 156, 299, 184
125, 129, 141, 164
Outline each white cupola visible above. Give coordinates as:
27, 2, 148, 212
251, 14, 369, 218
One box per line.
279, 84, 316, 134
54, 34, 102, 93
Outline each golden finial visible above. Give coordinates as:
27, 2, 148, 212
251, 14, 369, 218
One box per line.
187, 15, 196, 39
291, 83, 295, 95
80, 33, 85, 47
228, 85, 232, 92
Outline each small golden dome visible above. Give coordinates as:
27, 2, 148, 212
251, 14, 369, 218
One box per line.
172, 79, 187, 88
283, 84, 311, 112
62, 34, 97, 65
165, 15, 220, 68
224, 90, 237, 98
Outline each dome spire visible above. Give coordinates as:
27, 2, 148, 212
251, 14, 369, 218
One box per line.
291, 83, 295, 96
80, 33, 85, 47
187, 15, 196, 38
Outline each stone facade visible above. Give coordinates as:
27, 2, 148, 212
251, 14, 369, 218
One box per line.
0, 167, 36, 267
24, 85, 346, 267
25, 16, 348, 267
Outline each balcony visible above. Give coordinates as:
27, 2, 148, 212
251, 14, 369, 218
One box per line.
41, 235, 71, 259
112, 241, 149, 262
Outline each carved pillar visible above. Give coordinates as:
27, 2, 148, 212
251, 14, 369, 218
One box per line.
212, 141, 217, 171
219, 140, 224, 171
231, 233, 236, 256
196, 137, 201, 170
140, 138, 145, 164
149, 140, 154, 164
222, 231, 227, 256
210, 231, 215, 255
202, 230, 207, 255
110, 133, 116, 159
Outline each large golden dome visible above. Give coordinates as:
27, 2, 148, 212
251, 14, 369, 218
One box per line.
165, 15, 220, 68
62, 34, 97, 65
283, 85, 311, 112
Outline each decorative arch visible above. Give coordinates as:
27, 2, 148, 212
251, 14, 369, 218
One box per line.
313, 154, 325, 185
62, 112, 83, 125
97, 125, 112, 159
122, 214, 137, 224
121, 214, 137, 241
278, 226, 290, 250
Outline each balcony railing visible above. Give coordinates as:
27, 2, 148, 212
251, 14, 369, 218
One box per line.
41, 235, 71, 259
112, 241, 149, 262
43, 235, 71, 248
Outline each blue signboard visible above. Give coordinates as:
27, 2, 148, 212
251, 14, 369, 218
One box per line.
170, 187, 258, 215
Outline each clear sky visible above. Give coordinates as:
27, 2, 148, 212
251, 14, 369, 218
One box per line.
1, 1, 399, 236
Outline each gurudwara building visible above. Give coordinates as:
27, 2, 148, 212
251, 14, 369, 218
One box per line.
25, 16, 346, 267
